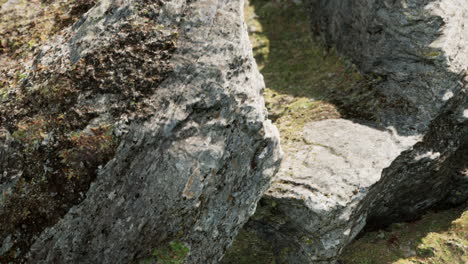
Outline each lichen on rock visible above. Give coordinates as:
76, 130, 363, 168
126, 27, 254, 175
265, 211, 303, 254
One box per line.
1, 0, 281, 263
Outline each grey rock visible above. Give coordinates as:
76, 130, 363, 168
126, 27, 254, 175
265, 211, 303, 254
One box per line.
368, 88, 468, 225
242, 119, 419, 263
227, 0, 467, 263
248, 89, 467, 263
0, 0, 281, 263
309, 0, 467, 134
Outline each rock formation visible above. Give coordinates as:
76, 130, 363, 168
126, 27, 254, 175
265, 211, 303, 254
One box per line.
1, 0, 466, 263
310, 0, 468, 134
0, 0, 281, 263
223, 0, 467, 263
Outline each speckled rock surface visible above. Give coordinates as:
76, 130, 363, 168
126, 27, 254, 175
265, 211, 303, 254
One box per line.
0, 0, 281, 263
232, 119, 419, 264
368, 88, 468, 225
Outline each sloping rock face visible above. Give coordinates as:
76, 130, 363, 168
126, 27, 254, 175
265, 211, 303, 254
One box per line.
369, 88, 468, 225
0, 0, 281, 263
223, 0, 467, 263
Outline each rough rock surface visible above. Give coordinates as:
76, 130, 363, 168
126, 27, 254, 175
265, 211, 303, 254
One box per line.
309, 0, 467, 134
369, 88, 468, 225
0, 0, 281, 263
224, 0, 467, 263
257, 119, 417, 263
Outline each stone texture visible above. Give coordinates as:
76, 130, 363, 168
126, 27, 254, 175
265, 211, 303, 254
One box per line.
0, 0, 281, 263
271, 120, 417, 259
225, 0, 467, 263
368, 88, 468, 225
310, 0, 468, 133
238, 119, 419, 263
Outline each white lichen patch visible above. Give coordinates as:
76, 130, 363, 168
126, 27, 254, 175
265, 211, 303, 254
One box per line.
415, 151, 441, 161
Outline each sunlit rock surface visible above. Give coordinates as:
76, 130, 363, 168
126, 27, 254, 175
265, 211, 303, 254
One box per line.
223, 0, 467, 263
0, 0, 281, 263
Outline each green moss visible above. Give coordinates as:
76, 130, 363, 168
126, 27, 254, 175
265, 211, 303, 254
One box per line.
140, 241, 190, 264
0, 87, 9, 101
339, 206, 468, 264
221, 229, 277, 264
422, 49, 442, 58
246, 0, 369, 144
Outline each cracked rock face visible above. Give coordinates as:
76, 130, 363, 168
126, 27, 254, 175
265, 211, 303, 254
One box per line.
0, 0, 281, 263
368, 88, 468, 225
310, 0, 468, 134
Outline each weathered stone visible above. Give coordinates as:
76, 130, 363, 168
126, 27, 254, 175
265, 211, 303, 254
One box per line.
233, 119, 418, 263
225, 0, 467, 263
368, 88, 468, 225
0, 0, 281, 263
258, 119, 418, 263
310, 0, 468, 134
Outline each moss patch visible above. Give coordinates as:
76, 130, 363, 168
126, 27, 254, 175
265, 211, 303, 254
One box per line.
140, 241, 190, 264
245, 0, 374, 145
340, 205, 468, 264
221, 228, 277, 264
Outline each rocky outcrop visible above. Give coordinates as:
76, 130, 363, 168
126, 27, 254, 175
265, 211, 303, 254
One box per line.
223, 0, 467, 263
246, 119, 418, 263
369, 88, 468, 225
309, 0, 468, 134
0, 0, 281, 263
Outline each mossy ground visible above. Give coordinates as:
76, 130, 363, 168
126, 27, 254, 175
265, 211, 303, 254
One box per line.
139, 241, 190, 264
221, 228, 277, 264
340, 205, 468, 264
245, 0, 371, 144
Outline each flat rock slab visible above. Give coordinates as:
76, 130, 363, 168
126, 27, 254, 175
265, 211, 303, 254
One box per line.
261, 119, 418, 263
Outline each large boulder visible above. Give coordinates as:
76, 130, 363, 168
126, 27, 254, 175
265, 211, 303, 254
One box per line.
368, 88, 468, 225
0, 0, 281, 263
224, 0, 467, 263
309, 0, 468, 133
306, 0, 468, 219
246, 119, 418, 263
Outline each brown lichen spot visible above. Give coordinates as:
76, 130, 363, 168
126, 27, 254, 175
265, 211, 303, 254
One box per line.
12, 117, 47, 149
60, 125, 117, 180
